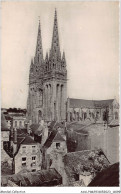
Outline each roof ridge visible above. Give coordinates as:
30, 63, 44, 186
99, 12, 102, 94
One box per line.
69, 98, 114, 101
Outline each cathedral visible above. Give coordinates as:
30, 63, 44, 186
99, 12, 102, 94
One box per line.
27, 10, 119, 124
27, 10, 67, 123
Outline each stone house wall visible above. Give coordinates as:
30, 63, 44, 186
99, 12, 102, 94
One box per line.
46, 141, 67, 156
14, 144, 42, 174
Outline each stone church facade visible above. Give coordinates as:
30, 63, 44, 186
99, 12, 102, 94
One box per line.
27, 10, 67, 123
27, 10, 119, 124
67, 98, 119, 123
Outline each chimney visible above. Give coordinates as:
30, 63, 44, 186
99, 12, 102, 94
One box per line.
10, 126, 13, 140
13, 128, 17, 144
12, 128, 17, 154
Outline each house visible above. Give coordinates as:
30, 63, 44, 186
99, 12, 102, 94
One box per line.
1, 113, 10, 149
63, 149, 110, 186
12, 116, 26, 129
29, 120, 49, 146
42, 130, 67, 168
3, 127, 42, 174
2, 168, 62, 187
14, 133, 42, 174
42, 130, 67, 184
1, 113, 12, 167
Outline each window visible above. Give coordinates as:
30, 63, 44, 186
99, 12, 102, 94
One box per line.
22, 146, 26, 153
32, 169, 36, 172
56, 143, 60, 149
32, 145, 36, 153
31, 156, 36, 166
22, 157, 26, 161
22, 163, 26, 167
15, 121, 17, 127
32, 156, 36, 161
22, 157, 26, 167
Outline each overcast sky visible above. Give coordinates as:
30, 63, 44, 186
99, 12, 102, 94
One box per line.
1, 1, 119, 108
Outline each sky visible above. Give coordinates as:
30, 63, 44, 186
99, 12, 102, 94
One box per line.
1, 1, 119, 108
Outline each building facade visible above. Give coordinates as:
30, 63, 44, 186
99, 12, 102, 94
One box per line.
67, 98, 119, 123
27, 10, 67, 124
12, 116, 26, 129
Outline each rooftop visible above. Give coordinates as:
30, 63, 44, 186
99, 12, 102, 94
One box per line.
88, 162, 119, 187
64, 149, 110, 176
69, 98, 114, 108
44, 130, 65, 149
3, 168, 62, 186
4, 128, 37, 157
30, 124, 40, 132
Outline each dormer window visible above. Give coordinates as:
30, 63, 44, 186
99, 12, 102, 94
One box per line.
56, 143, 60, 149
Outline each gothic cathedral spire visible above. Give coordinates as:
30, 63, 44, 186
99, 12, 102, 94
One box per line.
35, 20, 43, 64
50, 9, 61, 60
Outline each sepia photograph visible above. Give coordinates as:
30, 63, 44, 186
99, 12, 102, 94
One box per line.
1, 1, 119, 189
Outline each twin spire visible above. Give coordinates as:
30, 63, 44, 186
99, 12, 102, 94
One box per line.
32, 9, 66, 72
51, 9, 60, 56
35, 19, 43, 64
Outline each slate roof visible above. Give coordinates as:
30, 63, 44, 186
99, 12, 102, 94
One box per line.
64, 150, 110, 176
54, 122, 65, 130
30, 124, 44, 136
21, 136, 37, 145
88, 162, 119, 187
69, 98, 114, 108
16, 129, 37, 145
6, 168, 62, 186
4, 128, 37, 157
67, 121, 88, 134
29, 124, 40, 131
5, 115, 12, 121
1, 179, 19, 187
44, 130, 65, 148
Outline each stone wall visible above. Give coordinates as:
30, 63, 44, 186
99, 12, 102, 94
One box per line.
76, 133, 91, 152
14, 144, 42, 174
86, 124, 119, 164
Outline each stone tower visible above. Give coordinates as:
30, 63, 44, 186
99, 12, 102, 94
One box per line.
27, 10, 67, 123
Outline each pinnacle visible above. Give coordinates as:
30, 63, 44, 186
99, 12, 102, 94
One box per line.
62, 51, 65, 60
45, 52, 49, 60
